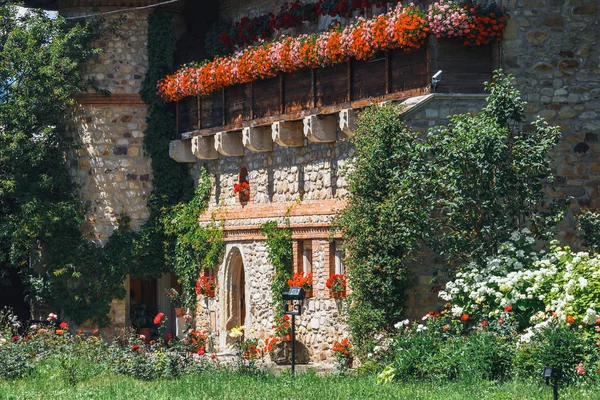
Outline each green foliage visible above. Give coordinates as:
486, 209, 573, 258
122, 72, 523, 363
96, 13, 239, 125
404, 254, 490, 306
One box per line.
577, 210, 600, 253
163, 169, 225, 308
336, 71, 561, 354
514, 320, 598, 383
261, 220, 293, 318
0, 5, 133, 325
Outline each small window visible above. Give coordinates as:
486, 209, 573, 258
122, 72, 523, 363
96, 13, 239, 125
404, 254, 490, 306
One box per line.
334, 241, 345, 275
303, 241, 312, 275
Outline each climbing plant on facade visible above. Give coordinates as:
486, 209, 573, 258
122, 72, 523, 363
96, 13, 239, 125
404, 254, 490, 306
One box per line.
336, 71, 562, 355
261, 220, 293, 318
163, 168, 225, 309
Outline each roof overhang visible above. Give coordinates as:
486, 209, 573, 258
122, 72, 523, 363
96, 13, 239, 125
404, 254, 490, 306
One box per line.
19, 0, 58, 11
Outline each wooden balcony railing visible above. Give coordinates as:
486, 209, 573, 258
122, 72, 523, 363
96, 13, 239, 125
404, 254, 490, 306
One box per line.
177, 37, 496, 136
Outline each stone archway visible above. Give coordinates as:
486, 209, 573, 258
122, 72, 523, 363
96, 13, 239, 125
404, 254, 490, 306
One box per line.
220, 246, 247, 344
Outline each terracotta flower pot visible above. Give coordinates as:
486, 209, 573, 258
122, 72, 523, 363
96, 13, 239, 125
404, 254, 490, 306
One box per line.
204, 289, 216, 298
137, 327, 152, 343
330, 290, 346, 299
239, 192, 250, 203
281, 333, 292, 342
305, 289, 313, 298
174, 308, 185, 317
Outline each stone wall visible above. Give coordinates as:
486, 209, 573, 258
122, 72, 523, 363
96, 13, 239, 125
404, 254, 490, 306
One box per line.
501, 0, 599, 243
63, 9, 153, 329
196, 241, 347, 362
67, 11, 152, 244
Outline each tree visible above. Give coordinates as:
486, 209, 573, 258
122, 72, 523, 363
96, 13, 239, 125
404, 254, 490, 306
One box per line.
336, 71, 562, 354
0, 5, 125, 324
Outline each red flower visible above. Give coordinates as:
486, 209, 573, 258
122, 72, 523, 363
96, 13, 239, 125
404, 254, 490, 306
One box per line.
131, 344, 140, 352
211, 353, 217, 359
428, 311, 435, 316
93, 329, 99, 335
504, 305, 512, 312
283, 314, 290, 321
566, 316, 575, 324
12, 335, 18, 343
481, 320, 488, 326
460, 314, 469, 322
166, 333, 173, 342
59, 322, 68, 329
443, 325, 450, 331
77, 330, 83, 335
154, 312, 165, 325
197, 346, 206, 356
596, 317, 600, 325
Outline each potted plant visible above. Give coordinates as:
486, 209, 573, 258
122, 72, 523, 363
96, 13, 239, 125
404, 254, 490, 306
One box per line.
233, 180, 250, 202
326, 274, 347, 298
196, 276, 217, 297
274, 314, 291, 341
130, 303, 154, 342
288, 271, 313, 298
165, 288, 186, 317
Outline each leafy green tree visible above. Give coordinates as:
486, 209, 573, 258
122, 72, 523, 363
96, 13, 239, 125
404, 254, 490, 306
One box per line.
336, 71, 562, 354
0, 5, 125, 324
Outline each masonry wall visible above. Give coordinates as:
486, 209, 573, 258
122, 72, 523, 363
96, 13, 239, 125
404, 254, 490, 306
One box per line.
501, 0, 599, 244
67, 10, 152, 244
63, 7, 153, 328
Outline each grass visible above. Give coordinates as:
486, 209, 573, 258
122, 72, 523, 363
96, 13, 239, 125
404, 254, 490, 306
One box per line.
1, 360, 600, 400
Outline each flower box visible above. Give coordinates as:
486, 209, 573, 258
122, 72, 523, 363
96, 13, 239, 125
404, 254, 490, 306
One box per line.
330, 290, 346, 299
174, 307, 185, 317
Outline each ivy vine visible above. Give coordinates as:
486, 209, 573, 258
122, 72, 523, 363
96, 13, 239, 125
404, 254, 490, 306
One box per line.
261, 220, 293, 318
163, 168, 225, 309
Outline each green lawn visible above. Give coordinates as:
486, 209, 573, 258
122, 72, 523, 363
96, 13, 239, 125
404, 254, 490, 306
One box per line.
1, 361, 599, 400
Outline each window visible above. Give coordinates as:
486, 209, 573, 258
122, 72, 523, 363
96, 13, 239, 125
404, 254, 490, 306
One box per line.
334, 241, 345, 275
302, 241, 312, 275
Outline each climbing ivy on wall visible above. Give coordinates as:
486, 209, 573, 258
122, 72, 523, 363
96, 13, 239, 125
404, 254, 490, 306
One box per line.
261, 220, 293, 318
163, 168, 225, 308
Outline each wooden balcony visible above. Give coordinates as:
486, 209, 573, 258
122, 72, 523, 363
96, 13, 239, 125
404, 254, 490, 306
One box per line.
177, 37, 497, 137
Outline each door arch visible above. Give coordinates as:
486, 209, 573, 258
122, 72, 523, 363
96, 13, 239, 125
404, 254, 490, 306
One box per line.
221, 247, 247, 338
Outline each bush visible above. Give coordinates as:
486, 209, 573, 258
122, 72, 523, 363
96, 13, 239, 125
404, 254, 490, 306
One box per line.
0, 346, 33, 379
514, 319, 600, 383
387, 314, 515, 382
440, 236, 600, 327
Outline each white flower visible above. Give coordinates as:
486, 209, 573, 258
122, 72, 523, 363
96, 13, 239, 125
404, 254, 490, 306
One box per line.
394, 319, 410, 329
416, 324, 427, 332
578, 277, 588, 289
451, 305, 463, 317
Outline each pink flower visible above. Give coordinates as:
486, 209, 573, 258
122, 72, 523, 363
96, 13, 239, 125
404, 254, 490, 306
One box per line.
576, 363, 586, 375
30, 324, 38, 330
139, 334, 146, 341
166, 333, 173, 342
47, 313, 58, 321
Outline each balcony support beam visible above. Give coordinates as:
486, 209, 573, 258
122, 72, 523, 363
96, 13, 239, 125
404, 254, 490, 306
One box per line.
215, 131, 245, 157
169, 139, 196, 163
191, 135, 219, 160
271, 121, 304, 147
339, 109, 357, 137
242, 126, 273, 152
303, 115, 337, 143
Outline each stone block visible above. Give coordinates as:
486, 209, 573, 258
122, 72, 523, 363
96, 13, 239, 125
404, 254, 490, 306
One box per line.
191, 135, 219, 160
169, 139, 196, 163
242, 126, 273, 152
271, 121, 304, 147
303, 115, 337, 143
215, 131, 244, 156
526, 31, 549, 45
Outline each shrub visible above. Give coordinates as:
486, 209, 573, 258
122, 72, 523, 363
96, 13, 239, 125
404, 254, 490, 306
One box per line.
514, 319, 600, 383
440, 237, 600, 328
387, 313, 516, 382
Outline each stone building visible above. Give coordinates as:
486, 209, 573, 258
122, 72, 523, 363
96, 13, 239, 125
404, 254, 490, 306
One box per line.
26, 0, 598, 361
